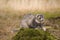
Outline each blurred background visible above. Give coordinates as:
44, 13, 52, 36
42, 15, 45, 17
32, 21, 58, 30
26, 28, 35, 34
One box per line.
0, 0, 60, 11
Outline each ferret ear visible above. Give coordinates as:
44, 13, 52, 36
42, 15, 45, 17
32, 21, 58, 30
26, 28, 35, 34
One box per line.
35, 14, 40, 18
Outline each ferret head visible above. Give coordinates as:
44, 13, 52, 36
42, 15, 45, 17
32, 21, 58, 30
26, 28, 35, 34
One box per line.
35, 14, 44, 23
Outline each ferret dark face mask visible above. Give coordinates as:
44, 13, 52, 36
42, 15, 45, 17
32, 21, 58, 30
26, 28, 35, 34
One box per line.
35, 14, 44, 23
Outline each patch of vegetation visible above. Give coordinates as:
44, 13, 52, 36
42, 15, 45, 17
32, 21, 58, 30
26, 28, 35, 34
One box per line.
12, 28, 56, 40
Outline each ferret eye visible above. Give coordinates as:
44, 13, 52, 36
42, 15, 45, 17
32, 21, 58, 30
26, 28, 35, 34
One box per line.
39, 17, 41, 19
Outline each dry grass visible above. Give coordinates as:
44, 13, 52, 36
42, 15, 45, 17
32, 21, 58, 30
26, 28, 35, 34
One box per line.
0, 11, 21, 40
0, 9, 60, 40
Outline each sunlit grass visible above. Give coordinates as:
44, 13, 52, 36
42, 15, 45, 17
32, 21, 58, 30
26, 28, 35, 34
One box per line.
32, 11, 60, 19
